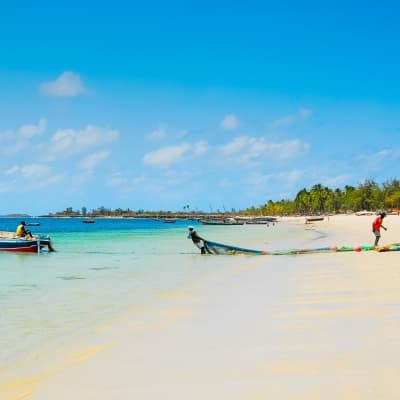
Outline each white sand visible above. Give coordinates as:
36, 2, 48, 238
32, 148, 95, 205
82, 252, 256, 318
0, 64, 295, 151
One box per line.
21, 215, 400, 399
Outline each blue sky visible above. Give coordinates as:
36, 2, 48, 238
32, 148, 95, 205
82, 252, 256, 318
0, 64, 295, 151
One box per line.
0, 1, 399, 215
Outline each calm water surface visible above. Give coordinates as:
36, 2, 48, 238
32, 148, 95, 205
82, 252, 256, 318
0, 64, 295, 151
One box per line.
0, 217, 307, 374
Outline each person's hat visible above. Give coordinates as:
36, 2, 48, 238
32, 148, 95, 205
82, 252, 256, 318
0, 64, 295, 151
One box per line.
188, 226, 194, 230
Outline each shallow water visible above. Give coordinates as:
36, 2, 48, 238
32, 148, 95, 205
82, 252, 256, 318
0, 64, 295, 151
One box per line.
0, 218, 309, 379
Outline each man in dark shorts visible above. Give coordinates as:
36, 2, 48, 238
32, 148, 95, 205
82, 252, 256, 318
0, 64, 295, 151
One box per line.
372, 212, 387, 246
187, 226, 211, 254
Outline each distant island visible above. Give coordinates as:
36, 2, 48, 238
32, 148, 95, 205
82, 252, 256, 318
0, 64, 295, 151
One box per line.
0, 213, 32, 218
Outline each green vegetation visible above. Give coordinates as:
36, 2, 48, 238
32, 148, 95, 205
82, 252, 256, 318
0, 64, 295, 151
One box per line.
46, 179, 400, 218
244, 179, 400, 216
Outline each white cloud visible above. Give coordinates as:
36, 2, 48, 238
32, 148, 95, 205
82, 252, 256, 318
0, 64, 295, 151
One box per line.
221, 136, 259, 155
78, 150, 110, 172
284, 169, 303, 183
143, 143, 191, 168
220, 136, 309, 165
40, 71, 85, 97
5, 164, 49, 177
106, 172, 130, 187
5, 166, 20, 175
106, 168, 196, 196
245, 169, 303, 188
143, 141, 208, 168
26, 174, 64, 190
1, 140, 27, 156
357, 149, 393, 171
19, 118, 47, 138
0, 118, 47, 156
271, 114, 295, 128
192, 140, 208, 156
324, 174, 351, 187
360, 149, 391, 162
244, 172, 272, 187
221, 114, 239, 130
146, 124, 167, 140
44, 124, 119, 160
21, 164, 49, 177
272, 108, 312, 128
277, 140, 309, 159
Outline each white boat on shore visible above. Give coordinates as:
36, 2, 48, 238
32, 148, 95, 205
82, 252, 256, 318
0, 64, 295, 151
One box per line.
163, 218, 177, 223
355, 210, 375, 216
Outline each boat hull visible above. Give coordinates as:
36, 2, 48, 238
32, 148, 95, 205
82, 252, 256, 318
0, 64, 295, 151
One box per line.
0, 237, 54, 253
306, 216, 325, 223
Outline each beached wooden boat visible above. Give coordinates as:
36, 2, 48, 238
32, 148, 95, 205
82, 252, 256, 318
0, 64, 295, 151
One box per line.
200, 217, 244, 226
0, 232, 55, 253
305, 216, 324, 223
246, 216, 278, 224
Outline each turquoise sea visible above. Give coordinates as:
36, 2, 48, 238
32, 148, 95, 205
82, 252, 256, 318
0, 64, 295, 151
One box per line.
0, 217, 310, 385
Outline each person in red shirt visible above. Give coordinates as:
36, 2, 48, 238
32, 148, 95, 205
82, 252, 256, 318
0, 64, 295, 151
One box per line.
372, 212, 387, 246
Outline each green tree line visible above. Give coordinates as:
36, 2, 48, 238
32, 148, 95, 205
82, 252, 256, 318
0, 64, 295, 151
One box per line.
48, 179, 400, 218
244, 179, 400, 216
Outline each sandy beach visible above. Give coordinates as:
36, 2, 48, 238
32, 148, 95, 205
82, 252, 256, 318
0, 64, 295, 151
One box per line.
7, 214, 400, 399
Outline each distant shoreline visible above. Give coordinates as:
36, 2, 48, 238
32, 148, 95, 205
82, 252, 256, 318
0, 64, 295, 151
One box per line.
2, 211, 397, 220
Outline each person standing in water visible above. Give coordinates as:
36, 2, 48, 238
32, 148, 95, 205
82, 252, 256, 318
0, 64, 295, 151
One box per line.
187, 226, 210, 254
372, 212, 387, 246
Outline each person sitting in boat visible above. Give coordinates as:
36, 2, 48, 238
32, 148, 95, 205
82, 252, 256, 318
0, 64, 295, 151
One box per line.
187, 226, 211, 254
15, 221, 33, 239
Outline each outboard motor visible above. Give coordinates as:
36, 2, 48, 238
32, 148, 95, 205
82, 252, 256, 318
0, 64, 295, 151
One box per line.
37, 235, 56, 252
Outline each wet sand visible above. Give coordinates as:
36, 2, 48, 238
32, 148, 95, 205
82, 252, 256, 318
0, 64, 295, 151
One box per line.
22, 214, 400, 399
